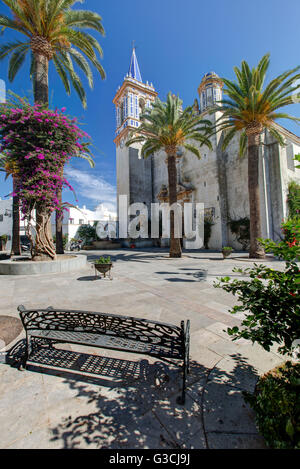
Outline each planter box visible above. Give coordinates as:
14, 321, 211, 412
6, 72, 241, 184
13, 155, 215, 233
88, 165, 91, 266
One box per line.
94, 263, 113, 278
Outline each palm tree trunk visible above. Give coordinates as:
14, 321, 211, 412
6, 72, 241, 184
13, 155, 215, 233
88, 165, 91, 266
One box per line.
32, 52, 56, 260
33, 52, 49, 106
247, 132, 265, 259
11, 176, 21, 256
167, 154, 182, 258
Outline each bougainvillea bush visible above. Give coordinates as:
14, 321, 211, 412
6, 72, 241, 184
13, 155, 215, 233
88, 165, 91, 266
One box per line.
0, 99, 92, 260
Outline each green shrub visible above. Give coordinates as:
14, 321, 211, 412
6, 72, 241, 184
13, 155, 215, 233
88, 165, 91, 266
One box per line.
94, 256, 111, 265
77, 224, 96, 242
204, 215, 214, 249
228, 217, 250, 250
287, 181, 300, 218
214, 220, 300, 357
244, 362, 300, 449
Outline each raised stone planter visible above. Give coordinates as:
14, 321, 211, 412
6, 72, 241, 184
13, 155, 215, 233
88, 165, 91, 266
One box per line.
83, 240, 122, 250
0, 254, 87, 276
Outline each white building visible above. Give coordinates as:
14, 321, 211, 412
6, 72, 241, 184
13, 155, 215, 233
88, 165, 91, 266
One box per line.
0, 198, 32, 251
0, 198, 117, 250
51, 204, 117, 243
114, 49, 300, 249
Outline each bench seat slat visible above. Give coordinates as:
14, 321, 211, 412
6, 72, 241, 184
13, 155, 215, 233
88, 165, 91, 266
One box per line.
30, 329, 183, 359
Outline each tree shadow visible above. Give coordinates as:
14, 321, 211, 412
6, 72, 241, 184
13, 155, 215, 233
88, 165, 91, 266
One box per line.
5, 340, 265, 449
155, 269, 208, 282
77, 275, 102, 282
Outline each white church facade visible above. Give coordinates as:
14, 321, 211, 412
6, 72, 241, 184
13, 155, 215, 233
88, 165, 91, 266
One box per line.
114, 49, 300, 250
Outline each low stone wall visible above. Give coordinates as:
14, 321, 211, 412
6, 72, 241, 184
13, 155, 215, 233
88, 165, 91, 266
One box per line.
0, 254, 87, 276
83, 241, 122, 250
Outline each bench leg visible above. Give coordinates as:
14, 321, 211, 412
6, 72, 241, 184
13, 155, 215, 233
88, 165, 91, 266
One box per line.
19, 334, 31, 370
176, 359, 186, 405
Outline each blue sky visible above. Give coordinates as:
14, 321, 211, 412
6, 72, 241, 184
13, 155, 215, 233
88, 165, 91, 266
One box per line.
0, 0, 299, 212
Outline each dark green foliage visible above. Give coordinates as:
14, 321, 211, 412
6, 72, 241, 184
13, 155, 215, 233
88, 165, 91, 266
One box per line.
287, 181, 300, 218
77, 224, 96, 242
204, 215, 215, 249
244, 362, 300, 449
94, 256, 111, 265
228, 217, 250, 250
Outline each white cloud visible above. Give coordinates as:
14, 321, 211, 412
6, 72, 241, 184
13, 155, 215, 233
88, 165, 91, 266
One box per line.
65, 167, 117, 215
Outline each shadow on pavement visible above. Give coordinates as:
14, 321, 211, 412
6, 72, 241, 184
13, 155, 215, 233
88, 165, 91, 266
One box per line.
4, 339, 264, 449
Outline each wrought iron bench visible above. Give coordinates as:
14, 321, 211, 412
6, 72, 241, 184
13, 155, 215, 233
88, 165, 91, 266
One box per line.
18, 305, 190, 404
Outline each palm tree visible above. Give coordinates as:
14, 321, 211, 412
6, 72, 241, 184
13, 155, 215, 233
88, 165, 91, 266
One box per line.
215, 54, 300, 258
0, 0, 105, 257
126, 92, 212, 258
0, 154, 21, 255
0, 0, 105, 107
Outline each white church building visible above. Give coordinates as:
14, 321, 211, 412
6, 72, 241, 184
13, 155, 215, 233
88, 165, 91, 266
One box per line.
113, 48, 300, 249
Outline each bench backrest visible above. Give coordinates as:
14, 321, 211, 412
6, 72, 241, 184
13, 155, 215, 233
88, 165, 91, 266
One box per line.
18, 306, 183, 350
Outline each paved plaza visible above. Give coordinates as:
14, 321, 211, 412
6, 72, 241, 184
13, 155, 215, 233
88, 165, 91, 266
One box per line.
0, 250, 286, 449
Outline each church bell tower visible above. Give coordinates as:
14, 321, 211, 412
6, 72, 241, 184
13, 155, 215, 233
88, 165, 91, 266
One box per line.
113, 47, 157, 222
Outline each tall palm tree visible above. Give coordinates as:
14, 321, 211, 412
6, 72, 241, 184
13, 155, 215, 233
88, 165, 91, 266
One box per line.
0, 0, 105, 107
0, 0, 105, 257
0, 154, 21, 255
215, 54, 300, 258
126, 92, 212, 258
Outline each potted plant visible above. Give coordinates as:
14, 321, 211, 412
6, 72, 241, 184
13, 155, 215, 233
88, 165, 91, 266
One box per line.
222, 246, 233, 258
0, 234, 8, 251
93, 256, 113, 278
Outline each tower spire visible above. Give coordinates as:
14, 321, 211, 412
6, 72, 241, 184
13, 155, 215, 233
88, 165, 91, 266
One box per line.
128, 45, 142, 82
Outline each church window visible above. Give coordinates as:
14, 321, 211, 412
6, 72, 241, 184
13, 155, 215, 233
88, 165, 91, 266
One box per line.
286, 144, 295, 171
116, 106, 121, 128
123, 96, 128, 120
135, 95, 139, 118
129, 93, 134, 116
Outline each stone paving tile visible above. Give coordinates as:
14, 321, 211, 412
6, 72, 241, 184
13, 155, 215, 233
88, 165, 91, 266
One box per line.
154, 391, 203, 437
207, 340, 283, 374
202, 383, 258, 434
206, 432, 266, 449
0, 374, 49, 448
207, 357, 259, 393
191, 328, 223, 347
189, 342, 223, 368
6, 426, 63, 449
181, 429, 207, 449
